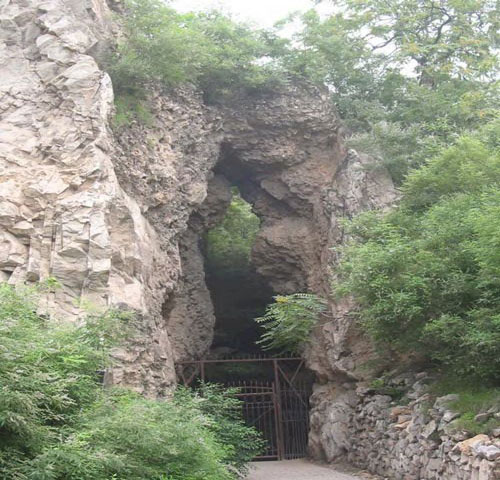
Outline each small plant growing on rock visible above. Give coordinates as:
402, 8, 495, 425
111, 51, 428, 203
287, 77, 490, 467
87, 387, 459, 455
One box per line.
255, 293, 327, 354
369, 376, 406, 400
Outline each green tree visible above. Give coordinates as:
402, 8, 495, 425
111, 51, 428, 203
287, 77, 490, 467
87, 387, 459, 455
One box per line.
279, 0, 499, 182
256, 293, 328, 354
320, 0, 498, 84
336, 123, 500, 383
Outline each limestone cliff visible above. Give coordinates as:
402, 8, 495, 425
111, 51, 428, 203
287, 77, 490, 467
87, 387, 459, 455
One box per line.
0, 0, 397, 397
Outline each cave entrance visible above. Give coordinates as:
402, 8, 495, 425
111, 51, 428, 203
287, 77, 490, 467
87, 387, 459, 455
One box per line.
202, 186, 272, 359
176, 187, 313, 460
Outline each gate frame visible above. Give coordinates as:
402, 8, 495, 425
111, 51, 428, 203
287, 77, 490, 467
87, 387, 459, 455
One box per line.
176, 356, 309, 460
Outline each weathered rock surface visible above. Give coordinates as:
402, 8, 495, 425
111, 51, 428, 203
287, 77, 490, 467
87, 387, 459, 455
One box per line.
0, 0, 396, 395
0, 0, 179, 394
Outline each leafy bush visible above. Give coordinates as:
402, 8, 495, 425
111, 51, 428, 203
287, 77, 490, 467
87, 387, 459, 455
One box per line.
0, 284, 262, 479
0, 284, 129, 461
256, 293, 327, 354
106, 0, 282, 123
175, 384, 265, 474
336, 125, 500, 383
29, 391, 234, 480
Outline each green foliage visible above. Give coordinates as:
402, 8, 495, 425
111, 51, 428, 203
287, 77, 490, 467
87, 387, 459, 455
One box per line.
106, 0, 283, 124
320, 0, 498, 82
112, 92, 154, 128
0, 285, 127, 456
0, 284, 261, 479
336, 125, 500, 383
29, 391, 233, 480
453, 412, 499, 436
175, 384, 265, 474
256, 293, 327, 354
431, 379, 500, 434
369, 378, 405, 400
205, 188, 260, 275
280, 0, 499, 183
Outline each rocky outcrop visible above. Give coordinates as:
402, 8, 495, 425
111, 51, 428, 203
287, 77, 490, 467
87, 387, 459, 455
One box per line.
0, 0, 397, 397
164, 175, 232, 363
309, 374, 500, 479
0, 0, 222, 395
305, 149, 397, 383
1, 0, 398, 387
0, 0, 179, 394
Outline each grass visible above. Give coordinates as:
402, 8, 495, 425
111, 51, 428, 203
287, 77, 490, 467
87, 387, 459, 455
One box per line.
369, 377, 406, 401
112, 92, 154, 129
431, 377, 500, 435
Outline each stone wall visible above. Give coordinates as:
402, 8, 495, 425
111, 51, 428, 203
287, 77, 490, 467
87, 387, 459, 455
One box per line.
309, 374, 500, 479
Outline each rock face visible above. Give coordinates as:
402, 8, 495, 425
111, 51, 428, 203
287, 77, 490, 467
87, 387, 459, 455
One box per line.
0, 0, 396, 397
1, 0, 175, 393
309, 374, 500, 479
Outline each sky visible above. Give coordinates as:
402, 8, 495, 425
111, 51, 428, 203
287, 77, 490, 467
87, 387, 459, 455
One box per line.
170, 0, 332, 28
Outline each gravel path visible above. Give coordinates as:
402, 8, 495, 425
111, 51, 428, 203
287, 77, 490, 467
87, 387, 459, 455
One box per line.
245, 459, 362, 480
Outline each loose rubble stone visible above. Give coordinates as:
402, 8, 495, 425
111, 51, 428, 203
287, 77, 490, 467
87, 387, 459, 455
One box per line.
477, 445, 500, 462
309, 379, 499, 479
443, 411, 460, 423
475, 413, 492, 423
456, 435, 490, 455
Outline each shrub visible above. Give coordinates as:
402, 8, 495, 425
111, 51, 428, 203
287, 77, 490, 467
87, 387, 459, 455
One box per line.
0, 284, 129, 460
336, 126, 500, 383
174, 384, 265, 474
28, 391, 234, 480
256, 293, 327, 354
106, 0, 282, 125
0, 284, 261, 479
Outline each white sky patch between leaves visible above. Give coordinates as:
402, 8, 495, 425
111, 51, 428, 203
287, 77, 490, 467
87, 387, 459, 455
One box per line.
170, 0, 333, 28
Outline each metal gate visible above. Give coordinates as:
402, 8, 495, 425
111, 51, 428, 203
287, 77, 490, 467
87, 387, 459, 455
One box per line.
176, 357, 311, 460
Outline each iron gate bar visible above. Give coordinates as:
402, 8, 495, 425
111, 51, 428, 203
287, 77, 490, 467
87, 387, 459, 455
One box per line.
273, 359, 285, 460
176, 356, 302, 364
179, 363, 200, 386
234, 380, 279, 459
276, 363, 309, 410
288, 359, 305, 384
175, 356, 310, 461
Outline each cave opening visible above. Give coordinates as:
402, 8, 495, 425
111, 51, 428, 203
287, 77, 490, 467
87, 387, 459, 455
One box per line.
173, 145, 316, 460
195, 182, 314, 461
203, 186, 274, 359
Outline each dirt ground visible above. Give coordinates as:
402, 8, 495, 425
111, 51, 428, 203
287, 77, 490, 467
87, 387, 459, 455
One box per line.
245, 459, 364, 480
